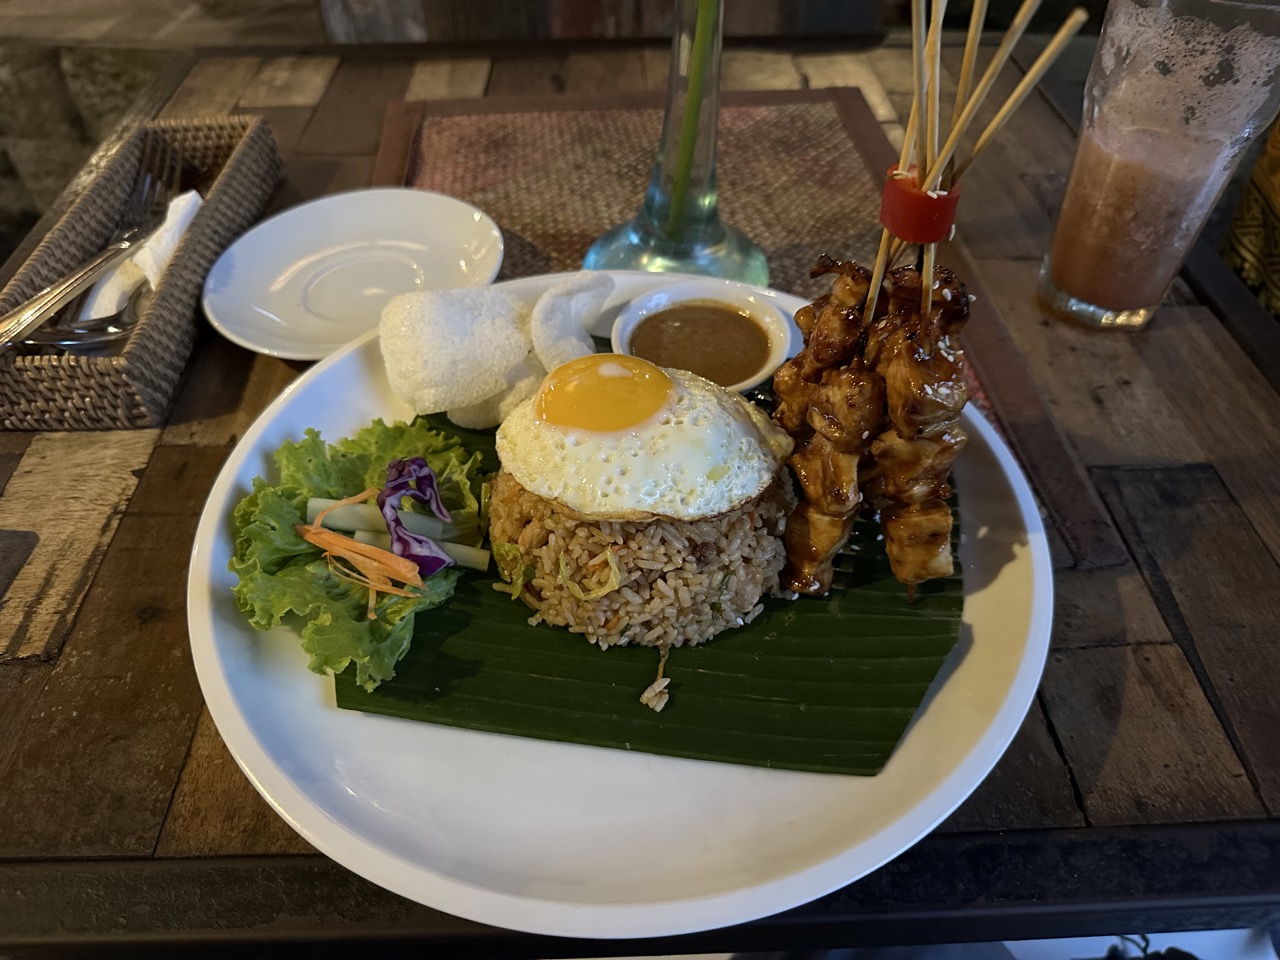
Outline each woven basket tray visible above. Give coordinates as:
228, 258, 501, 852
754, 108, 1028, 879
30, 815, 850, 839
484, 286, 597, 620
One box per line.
0, 117, 283, 430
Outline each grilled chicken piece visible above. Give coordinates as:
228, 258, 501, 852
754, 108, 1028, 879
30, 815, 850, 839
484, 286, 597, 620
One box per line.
800, 298, 863, 379
883, 264, 969, 337
799, 260, 873, 380
788, 433, 862, 518
806, 365, 885, 454
794, 259, 874, 336
794, 296, 825, 339
870, 426, 968, 505
867, 265, 969, 367
773, 355, 819, 437
876, 326, 968, 440
781, 502, 856, 595
881, 499, 955, 585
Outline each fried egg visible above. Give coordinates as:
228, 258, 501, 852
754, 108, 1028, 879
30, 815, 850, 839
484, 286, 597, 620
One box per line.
495, 354, 794, 521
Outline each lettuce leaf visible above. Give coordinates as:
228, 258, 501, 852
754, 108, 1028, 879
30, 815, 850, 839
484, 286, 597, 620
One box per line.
230, 479, 316, 579
229, 418, 491, 691
298, 564, 461, 692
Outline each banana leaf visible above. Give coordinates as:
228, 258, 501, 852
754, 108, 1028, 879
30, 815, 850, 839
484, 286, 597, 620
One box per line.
333, 507, 963, 776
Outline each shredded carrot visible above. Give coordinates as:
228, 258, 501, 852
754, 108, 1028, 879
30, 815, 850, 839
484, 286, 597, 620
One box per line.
326, 556, 419, 611
295, 488, 429, 621
296, 524, 423, 586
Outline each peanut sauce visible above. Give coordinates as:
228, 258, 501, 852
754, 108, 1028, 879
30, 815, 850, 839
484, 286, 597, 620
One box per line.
628, 300, 772, 388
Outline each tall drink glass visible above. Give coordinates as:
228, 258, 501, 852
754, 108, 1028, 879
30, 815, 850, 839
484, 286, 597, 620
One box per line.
1038, 0, 1280, 329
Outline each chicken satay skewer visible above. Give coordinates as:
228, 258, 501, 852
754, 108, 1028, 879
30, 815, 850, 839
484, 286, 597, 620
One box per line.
772, 0, 1090, 596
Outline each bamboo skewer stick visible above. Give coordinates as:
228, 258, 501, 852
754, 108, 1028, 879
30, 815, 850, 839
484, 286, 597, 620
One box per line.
863, 228, 894, 326
925, 0, 948, 173
923, 0, 1043, 192
921, 243, 937, 317
911, 0, 930, 170
953, 0, 991, 125
899, 100, 920, 170
951, 8, 1089, 181
947, 0, 989, 189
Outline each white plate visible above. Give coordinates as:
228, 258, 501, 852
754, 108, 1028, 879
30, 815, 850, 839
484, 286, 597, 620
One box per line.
202, 188, 503, 360
186, 270, 1053, 940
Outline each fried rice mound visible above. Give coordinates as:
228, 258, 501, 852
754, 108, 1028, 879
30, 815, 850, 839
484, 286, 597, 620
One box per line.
488, 469, 793, 649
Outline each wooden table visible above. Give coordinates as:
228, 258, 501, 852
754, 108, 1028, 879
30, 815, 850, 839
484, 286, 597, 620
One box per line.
3, 38, 1280, 955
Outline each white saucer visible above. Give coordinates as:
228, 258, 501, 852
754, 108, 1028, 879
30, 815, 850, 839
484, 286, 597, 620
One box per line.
202, 188, 503, 360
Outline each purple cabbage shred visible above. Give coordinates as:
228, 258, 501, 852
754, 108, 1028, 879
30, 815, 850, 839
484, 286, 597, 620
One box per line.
377, 457, 454, 577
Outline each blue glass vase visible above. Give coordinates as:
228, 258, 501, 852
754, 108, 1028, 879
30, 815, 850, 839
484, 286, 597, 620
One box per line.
582, 0, 768, 286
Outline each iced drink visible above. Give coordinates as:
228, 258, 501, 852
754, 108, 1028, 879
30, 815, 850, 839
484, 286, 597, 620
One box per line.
1039, 0, 1280, 329
1048, 123, 1235, 313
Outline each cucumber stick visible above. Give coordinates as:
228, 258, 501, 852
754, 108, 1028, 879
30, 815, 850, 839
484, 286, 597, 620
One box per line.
307, 498, 477, 545
351, 530, 490, 571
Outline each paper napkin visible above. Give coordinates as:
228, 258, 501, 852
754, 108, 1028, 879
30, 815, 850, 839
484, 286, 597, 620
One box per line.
79, 190, 204, 321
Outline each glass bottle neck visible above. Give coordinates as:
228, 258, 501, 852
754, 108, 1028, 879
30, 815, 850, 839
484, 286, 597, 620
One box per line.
641, 0, 724, 240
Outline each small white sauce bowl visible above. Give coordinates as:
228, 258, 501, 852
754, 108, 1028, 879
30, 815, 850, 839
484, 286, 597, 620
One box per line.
610, 277, 803, 393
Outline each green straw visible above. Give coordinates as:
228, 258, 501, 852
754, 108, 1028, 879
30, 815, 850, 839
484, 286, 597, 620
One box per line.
665, 0, 718, 236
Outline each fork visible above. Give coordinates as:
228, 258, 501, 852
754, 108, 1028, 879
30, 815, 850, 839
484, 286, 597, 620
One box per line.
20, 283, 151, 350
0, 131, 182, 355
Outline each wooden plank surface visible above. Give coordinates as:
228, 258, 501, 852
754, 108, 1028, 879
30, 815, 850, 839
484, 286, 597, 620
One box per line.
1040, 643, 1264, 826
0, 521, 202, 847
722, 49, 804, 90
0, 430, 159, 661
967, 257, 1208, 467
0, 445, 226, 856
278, 155, 377, 200
233, 104, 314, 156
562, 50, 653, 93
156, 710, 316, 857
486, 56, 567, 96
954, 250, 1129, 569
937, 699, 1085, 832
1052, 567, 1173, 649
1097, 463, 1280, 815
160, 56, 262, 118
1139, 306, 1280, 563
0, 432, 30, 494
1183, 241, 1280, 398
295, 59, 413, 156
162, 333, 304, 448
405, 56, 492, 100
795, 51, 896, 121
0, 662, 51, 776
237, 55, 339, 109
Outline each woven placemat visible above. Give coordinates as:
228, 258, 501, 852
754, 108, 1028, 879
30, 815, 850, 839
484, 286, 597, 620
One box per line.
376, 88, 1127, 571
408, 92, 881, 300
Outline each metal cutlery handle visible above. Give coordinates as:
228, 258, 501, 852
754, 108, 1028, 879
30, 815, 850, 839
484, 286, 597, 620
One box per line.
0, 240, 138, 353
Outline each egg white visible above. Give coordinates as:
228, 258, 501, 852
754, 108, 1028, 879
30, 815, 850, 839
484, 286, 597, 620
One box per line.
495, 369, 794, 521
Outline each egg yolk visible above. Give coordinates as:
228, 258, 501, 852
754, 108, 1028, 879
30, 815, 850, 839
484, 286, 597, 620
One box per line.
535, 354, 673, 432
